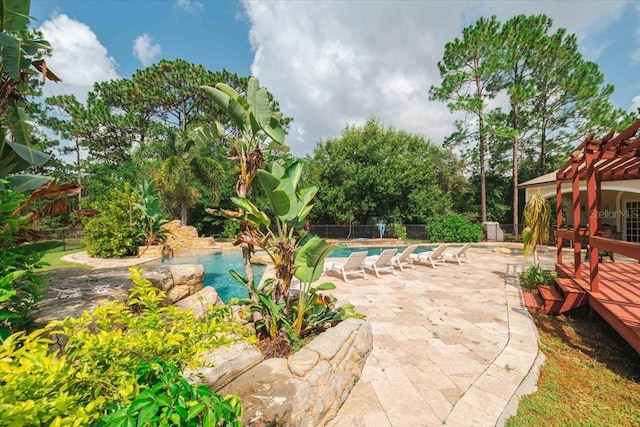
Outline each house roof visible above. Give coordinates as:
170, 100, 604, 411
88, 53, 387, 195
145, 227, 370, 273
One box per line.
519, 171, 558, 188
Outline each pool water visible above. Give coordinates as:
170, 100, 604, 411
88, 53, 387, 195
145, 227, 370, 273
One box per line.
161, 245, 436, 302
161, 251, 265, 303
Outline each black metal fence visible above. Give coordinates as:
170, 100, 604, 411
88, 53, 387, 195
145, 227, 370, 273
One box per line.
310, 223, 525, 242
308, 224, 429, 240
34, 228, 86, 252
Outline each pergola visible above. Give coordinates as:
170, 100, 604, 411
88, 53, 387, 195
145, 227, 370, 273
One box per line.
555, 118, 640, 292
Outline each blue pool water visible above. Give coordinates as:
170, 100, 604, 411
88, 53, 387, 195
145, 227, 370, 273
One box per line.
161, 245, 435, 302
161, 251, 265, 303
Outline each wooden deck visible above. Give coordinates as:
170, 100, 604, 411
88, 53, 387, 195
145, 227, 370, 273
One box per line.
557, 262, 640, 353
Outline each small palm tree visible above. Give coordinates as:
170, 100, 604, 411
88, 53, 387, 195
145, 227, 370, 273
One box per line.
522, 190, 551, 267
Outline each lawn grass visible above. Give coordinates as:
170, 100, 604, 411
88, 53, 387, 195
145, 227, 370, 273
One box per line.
506, 307, 640, 426
38, 246, 91, 271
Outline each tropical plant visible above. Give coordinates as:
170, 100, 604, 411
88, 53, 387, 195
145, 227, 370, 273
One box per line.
201, 77, 288, 285
290, 235, 362, 337
101, 357, 243, 427
522, 189, 551, 267
225, 161, 316, 305
427, 215, 483, 243
518, 265, 556, 291
225, 162, 363, 341
134, 179, 168, 246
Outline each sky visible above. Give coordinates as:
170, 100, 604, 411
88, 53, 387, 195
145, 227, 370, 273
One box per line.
30, 0, 640, 157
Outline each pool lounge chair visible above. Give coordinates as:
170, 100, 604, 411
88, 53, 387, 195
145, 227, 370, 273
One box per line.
363, 248, 398, 278
391, 245, 417, 271
326, 251, 368, 283
443, 243, 472, 265
410, 244, 450, 268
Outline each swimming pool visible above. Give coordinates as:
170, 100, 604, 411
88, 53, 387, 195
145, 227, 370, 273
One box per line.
161, 251, 265, 303
161, 245, 435, 302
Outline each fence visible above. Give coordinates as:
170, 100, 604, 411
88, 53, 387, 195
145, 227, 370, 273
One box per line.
34, 228, 86, 252
309, 224, 429, 240
310, 223, 525, 242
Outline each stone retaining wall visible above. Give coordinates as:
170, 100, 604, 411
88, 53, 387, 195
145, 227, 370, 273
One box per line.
180, 286, 372, 427
33, 264, 205, 323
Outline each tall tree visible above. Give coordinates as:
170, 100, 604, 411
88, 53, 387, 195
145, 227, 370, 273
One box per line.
499, 14, 552, 238
430, 16, 503, 223
309, 118, 468, 225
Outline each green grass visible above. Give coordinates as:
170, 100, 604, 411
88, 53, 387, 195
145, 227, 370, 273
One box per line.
38, 246, 91, 271
506, 308, 640, 426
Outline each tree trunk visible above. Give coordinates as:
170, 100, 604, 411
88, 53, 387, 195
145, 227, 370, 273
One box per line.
237, 179, 255, 287
540, 117, 548, 174
75, 139, 82, 208
479, 113, 487, 224
512, 104, 520, 240
180, 202, 187, 226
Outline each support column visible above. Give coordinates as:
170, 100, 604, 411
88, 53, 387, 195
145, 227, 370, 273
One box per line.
586, 151, 599, 292
572, 158, 582, 279
556, 179, 563, 264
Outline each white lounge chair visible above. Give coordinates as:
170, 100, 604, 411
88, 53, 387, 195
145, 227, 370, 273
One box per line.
363, 248, 398, 278
391, 245, 417, 271
410, 244, 450, 268
326, 251, 368, 283
443, 243, 472, 265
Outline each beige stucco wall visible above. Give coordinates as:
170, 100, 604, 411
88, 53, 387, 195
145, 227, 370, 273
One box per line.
523, 179, 640, 240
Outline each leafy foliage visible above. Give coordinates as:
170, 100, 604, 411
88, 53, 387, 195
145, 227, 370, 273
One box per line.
522, 190, 551, 267
83, 183, 143, 258
225, 163, 363, 341
101, 358, 242, 427
0, 267, 252, 424
309, 118, 467, 224
134, 179, 168, 246
518, 265, 556, 291
427, 214, 483, 243
0, 186, 62, 339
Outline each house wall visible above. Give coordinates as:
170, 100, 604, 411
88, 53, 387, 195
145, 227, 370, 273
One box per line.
524, 179, 640, 241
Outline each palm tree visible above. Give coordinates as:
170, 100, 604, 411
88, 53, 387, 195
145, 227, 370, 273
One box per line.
154, 128, 223, 226
522, 189, 551, 267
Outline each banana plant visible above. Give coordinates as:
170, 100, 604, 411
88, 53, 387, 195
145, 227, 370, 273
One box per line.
201, 77, 288, 286
228, 161, 317, 306
290, 235, 354, 336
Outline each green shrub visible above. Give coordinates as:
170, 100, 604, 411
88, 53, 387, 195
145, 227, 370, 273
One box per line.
0, 267, 253, 424
519, 265, 557, 291
221, 219, 240, 240
83, 184, 144, 258
426, 214, 483, 243
392, 222, 407, 241
101, 358, 242, 427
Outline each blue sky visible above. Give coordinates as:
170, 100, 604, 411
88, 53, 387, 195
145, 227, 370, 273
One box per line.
31, 0, 640, 156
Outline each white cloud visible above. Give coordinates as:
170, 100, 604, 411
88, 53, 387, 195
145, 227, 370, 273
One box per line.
133, 33, 162, 67
37, 13, 119, 102
632, 94, 640, 112
176, 0, 203, 14
243, 1, 628, 156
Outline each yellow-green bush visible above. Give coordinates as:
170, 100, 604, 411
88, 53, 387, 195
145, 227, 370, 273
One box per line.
0, 267, 254, 424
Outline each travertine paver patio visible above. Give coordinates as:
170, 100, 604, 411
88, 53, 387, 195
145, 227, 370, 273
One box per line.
325, 246, 542, 427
